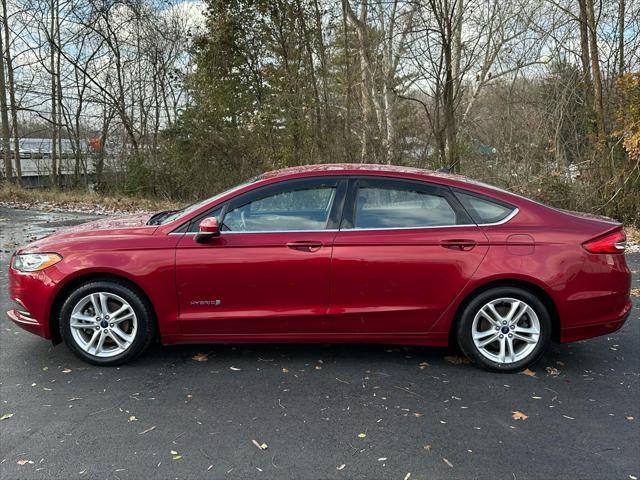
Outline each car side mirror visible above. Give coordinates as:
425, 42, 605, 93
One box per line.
195, 217, 220, 243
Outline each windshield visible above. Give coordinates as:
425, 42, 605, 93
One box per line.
157, 177, 262, 225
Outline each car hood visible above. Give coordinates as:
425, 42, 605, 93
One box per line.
18, 213, 157, 253
61, 213, 155, 233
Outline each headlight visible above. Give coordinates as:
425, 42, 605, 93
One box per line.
12, 253, 62, 272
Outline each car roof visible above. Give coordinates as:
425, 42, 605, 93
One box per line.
259, 163, 509, 196
261, 163, 445, 179
259, 163, 489, 188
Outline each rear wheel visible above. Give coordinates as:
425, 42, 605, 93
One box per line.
60, 280, 155, 366
456, 286, 551, 372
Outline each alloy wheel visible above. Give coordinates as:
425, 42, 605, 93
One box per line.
69, 292, 138, 358
471, 297, 540, 364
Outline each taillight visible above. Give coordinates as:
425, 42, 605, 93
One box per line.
582, 229, 626, 254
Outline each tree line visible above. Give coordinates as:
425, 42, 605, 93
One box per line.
1, 0, 639, 224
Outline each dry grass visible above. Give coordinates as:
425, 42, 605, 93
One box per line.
0, 185, 185, 215
625, 225, 640, 244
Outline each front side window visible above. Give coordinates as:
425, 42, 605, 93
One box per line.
353, 185, 458, 229
223, 186, 337, 232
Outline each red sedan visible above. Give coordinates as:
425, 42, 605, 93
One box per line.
7, 164, 632, 371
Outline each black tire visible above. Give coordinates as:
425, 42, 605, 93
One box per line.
456, 286, 551, 372
59, 280, 155, 366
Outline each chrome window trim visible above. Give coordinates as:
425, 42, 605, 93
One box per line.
339, 223, 476, 231
168, 208, 519, 235
476, 207, 519, 226
170, 229, 339, 235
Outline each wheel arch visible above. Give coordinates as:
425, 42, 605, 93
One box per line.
49, 272, 158, 345
448, 278, 561, 347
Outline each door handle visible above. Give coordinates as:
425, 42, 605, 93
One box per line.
286, 241, 324, 252
440, 239, 477, 251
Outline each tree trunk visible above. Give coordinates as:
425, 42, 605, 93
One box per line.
441, 0, 458, 172
0, 19, 12, 182
341, 1, 353, 162
584, 0, 606, 145
452, 0, 463, 86
56, 5, 63, 186
2, 0, 20, 184
49, 0, 58, 187
617, 0, 625, 75
344, 0, 371, 162
577, 0, 592, 84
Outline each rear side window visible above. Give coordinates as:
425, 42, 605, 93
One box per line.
455, 191, 515, 224
353, 186, 458, 229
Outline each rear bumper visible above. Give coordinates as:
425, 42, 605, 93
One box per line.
559, 299, 632, 343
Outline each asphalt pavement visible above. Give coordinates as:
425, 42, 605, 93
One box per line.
1, 207, 638, 480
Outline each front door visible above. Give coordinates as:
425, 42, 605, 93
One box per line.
175, 177, 346, 335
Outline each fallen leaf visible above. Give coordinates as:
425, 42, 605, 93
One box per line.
62, 368, 72, 373
128, 415, 137, 422
315, 365, 322, 370
251, 439, 268, 450
230, 366, 241, 371
444, 355, 471, 365
357, 432, 366, 439
631, 288, 640, 297
443, 458, 453, 468
282, 368, 289, 373
626, 416, 635, 421
419, 362, 430, 369
0, 413, 14, 421
512, 410, 529, 420
423, 444, 432, 452
337, 464, 346, 471
546, 366, 560, 376
413, 413, 424, 417
172, 454, 182, 461
520, 368, 536, 377
17, 459, 33, 465
192, 353, 208, 362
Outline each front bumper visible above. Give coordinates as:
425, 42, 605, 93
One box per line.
7, 306, 49, 338
7, 263, 61, 340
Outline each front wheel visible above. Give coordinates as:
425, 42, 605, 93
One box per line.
59, 280, 155, 366
456, 286, 551, 372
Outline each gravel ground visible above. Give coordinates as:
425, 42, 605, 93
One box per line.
1, 207, 638, 480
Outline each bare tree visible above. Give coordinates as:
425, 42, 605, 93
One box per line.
0, 10, 11, 181
2, 0, 21, 183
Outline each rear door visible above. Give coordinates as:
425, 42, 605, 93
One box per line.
175, 177, 347, 335
329, 177, 489, 334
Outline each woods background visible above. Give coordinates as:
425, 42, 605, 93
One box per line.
0, 0, 638, 224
